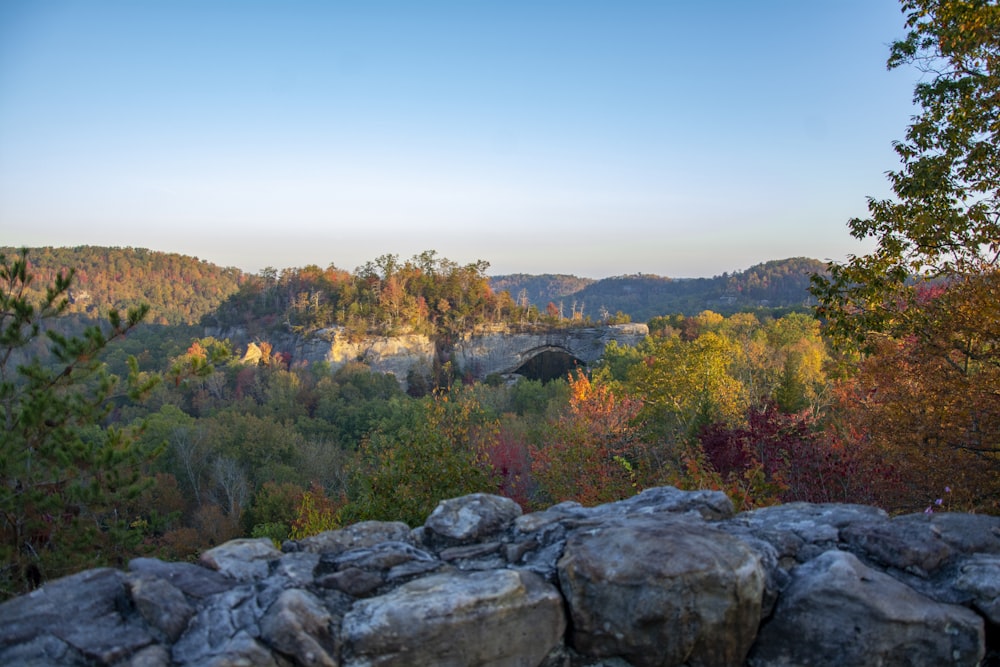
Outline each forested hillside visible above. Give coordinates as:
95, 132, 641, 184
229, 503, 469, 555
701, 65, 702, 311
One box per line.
489, 274, 596, 309
206, 251, 516, 337
3, 246, 246, 325
492, 257, 827, 320
8, 247, 825, 330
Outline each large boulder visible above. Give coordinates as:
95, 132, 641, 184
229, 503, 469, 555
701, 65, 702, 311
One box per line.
748, 549, 984, 667
953, 553, 1000, 624
290, 520, 413, 555
724, 501, 890, 566
0, 568, 155, 666
423, 492, 523, 545
199, 537, 283, 582
125, 573, 195, 644
128, 557, 238, 599
169, 584, 275, 666
341, 569, 565, 666
558, 517, 765, 667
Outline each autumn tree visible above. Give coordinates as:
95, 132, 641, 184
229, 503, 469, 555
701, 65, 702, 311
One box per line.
0, 249, 160, 598
626, 327, 748, 446
530, 370, 646, 506
698, 403, 896, 511
812, 0, 999, 341
832, 278, 1000, 512
811, 0, 1000, 510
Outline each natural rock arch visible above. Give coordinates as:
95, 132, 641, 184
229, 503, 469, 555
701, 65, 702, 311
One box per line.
512, 345, 585, 382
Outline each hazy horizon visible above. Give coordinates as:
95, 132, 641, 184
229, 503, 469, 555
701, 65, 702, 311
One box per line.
1, 1, 916, 278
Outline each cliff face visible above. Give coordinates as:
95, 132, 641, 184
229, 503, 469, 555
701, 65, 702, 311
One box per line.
2, 487, 997, 666
219, 323, 649, 385
293, 327, 437, 381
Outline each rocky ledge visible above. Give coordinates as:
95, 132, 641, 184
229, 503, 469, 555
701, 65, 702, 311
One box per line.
2, 487, 999, 666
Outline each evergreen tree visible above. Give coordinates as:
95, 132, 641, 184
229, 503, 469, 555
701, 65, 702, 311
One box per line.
0, 249, 160, 598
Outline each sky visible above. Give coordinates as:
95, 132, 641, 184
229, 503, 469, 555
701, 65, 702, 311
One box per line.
0, 1, 919, 278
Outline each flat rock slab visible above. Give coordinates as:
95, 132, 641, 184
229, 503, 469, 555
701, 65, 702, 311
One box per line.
0, 568, 154, 665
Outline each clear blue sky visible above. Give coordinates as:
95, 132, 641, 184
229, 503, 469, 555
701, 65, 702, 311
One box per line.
0, 1, 917, 278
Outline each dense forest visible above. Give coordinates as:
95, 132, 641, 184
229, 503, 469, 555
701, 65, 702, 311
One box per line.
208, 252, 824, 337
2, 246, 246, 326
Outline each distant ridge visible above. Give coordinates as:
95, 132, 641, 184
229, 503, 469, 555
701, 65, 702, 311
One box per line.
490, 258, 828, 320
6, 246, 827, 324
2, 246, 246, 326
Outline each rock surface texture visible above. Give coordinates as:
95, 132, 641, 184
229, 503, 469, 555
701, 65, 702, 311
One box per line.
450, 324, 650, 379
1, 486, 998, 666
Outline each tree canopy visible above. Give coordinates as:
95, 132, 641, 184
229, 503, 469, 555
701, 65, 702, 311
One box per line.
812, 0, 1000, 342
812, 0, 1000, 511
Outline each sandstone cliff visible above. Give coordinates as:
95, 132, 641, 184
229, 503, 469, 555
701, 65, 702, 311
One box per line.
293, 327, 437, 382
1, 487, 997, 666
216, 323, 649, 387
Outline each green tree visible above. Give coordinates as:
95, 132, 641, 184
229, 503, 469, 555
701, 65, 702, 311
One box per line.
0, 249, 160, 598
343, 388, 498, 526
812, 0, 1000, 342
627, 331, 748, 445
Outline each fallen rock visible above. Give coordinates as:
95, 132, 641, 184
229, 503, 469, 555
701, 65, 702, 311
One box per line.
169, 584, 271, 666
125, 573, 195, 644
953, 553, 1000, 624
199, 537, 282, 582
291, 520, 413, 555
128, 557, 238, 599
260, 588, 339, 667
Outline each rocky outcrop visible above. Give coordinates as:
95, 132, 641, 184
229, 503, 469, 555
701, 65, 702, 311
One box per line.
2, 487, 997, 666
450, 323, 649, 379
211, 324, 648, 387
294, 328, 437, 382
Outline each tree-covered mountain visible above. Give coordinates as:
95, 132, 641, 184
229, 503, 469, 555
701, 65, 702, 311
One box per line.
489, 274, 596, 309
491, 258, 828, 321
2, 246, 246, 325
6, 247, 827, 329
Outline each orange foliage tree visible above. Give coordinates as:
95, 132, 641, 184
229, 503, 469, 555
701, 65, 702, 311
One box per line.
530, 371, 647, 506
834, 275, 1000, 512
